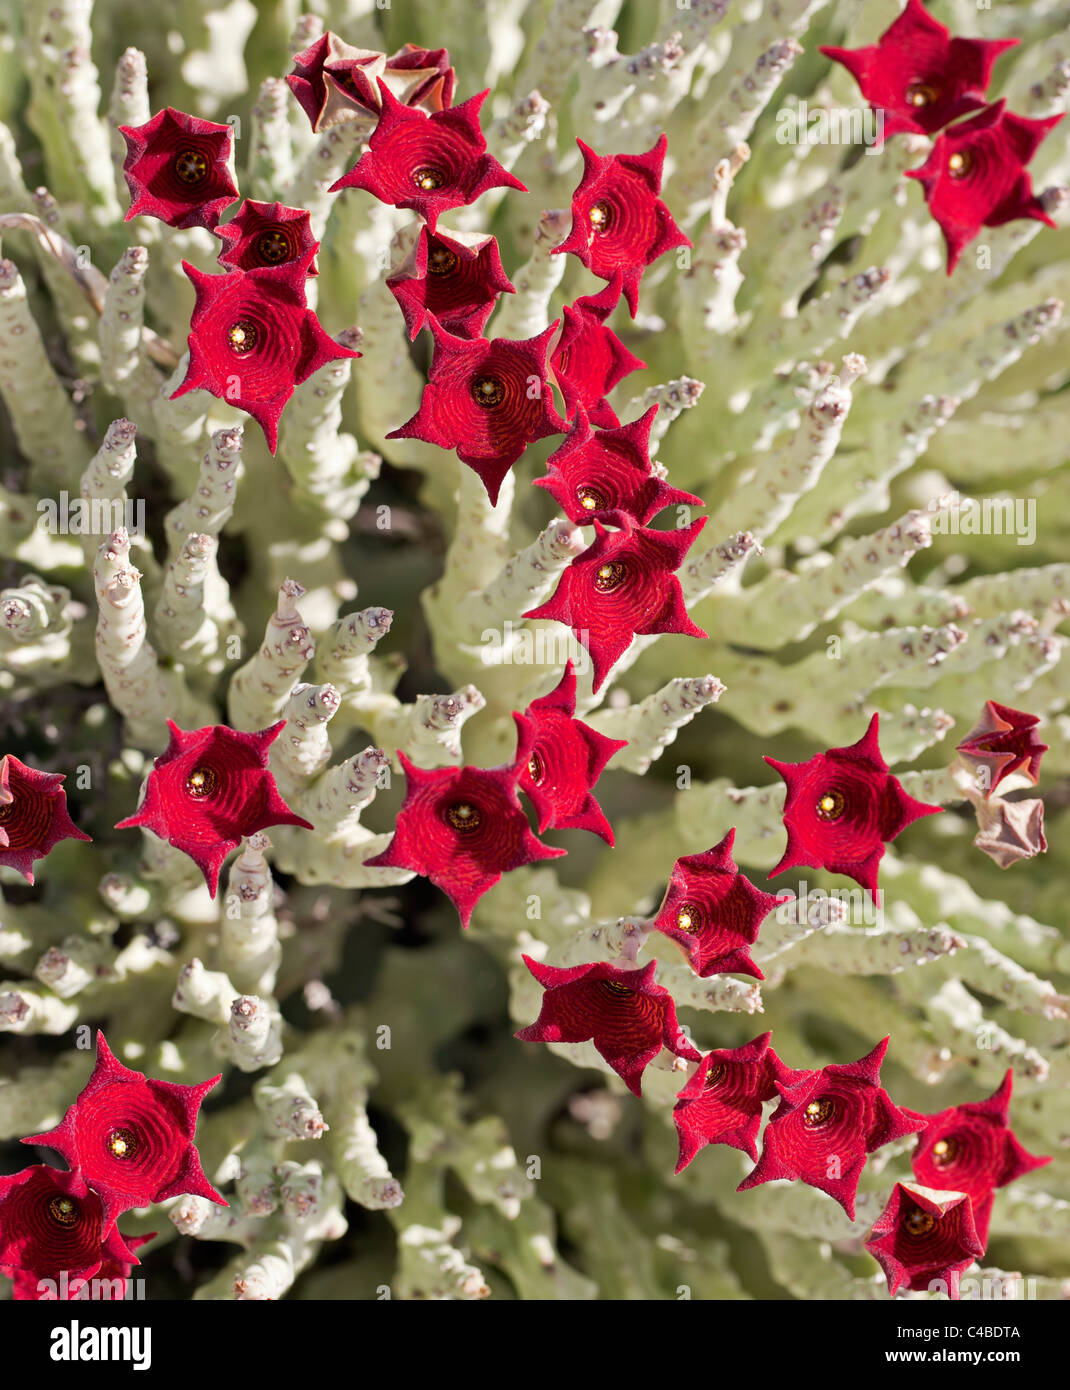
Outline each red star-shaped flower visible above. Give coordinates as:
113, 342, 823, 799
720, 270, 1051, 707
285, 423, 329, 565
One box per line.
553, 134, 691, 317
549, 274, 647, 426
512, 659, 627, 843
765, 713, 941, 903
737, 1037, 926, 1219
387, 317, 567, 502
534, 406, 703, 526
0, 1167, 138, 1288
673, 1032, 781, 1172
865, 1183, 985, 1300
387, 227, 514, 341
288, 34, 455, 132
114, 721, 312, 896
820, 0, 1018, 139
524, 512, 707, 693
215, 200, 319, 275
956, 700, 1048, 797
329, 83, 525, 230
172, 257, 359, 453
24, 1032, 225, 1227
651, 829, 780, 980
119, 107, 239, 231
10, 1230, 154, 1301
363, 736, 565, 929
515, 956, 700, 1096
905, 100, 1063, 273
910, 1069, 1050, 1244
0, 754, 91, 884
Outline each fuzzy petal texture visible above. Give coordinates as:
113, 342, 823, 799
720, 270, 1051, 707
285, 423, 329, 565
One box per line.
0, 754, 90, 884
553, 135, 691, 316
651, 829, 780, 980
215, 199, 319, 274
865, 1182, 985, 1299
524, 513, 708, 693
120, 107, 238, 230
288, 34, 455, 132
387, 226, 514, 341
516, 956, 700, 1096
905, 100, 1062, 272
956, 699, 1048, 797
114, 721, 312, 896
765, 713, 941, 903
737, 1036, 926, 1219
549, 274, 646, 426
673, 1033, 781, 1172
10, 1230, 154, 1301
0, 1166, 137, 1287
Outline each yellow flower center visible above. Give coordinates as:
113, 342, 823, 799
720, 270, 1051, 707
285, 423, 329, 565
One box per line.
446, 801, 481, 832
675, 903, 701, 934
931, 1136, 959, 1168
948, 151, 972, 178
903, 1208, 937, 1237
256, 229, 292, 264
49, 1195, 79, 1227
227, 320, 258, 355
599, 979, 633, 997
106, 1127, 138, 1160
577, 486, 606, 512
905, 81, 938, 107
186, 765, 218, 798
815, 789, 846, 821
0, 798, 13, 822
594, 561, 625, 593
527, 751, 544, 784
588, 200, 613, 233
428, 247, 459, 276
174, 148, 209, 185
803, 1097, 835, 1126
471, 375, 505, 408
413, 166, 445, 192
705, 1063, 726, 1089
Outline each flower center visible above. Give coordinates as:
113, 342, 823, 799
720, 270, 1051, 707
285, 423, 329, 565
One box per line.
227, 320, 258, 354
815, 789, 846, 821
0, 798, 13, 822
599, 979, 633, 998
705, 1063, 726, 1089
106, 1127, 138, 1160
905, 81, 938, 108
471, 375, 505, 408
527, 751, 544, 784
931, 1136, 959, 1168
588, 200, 613, 233
675, 902, 702, 934
428, 247, 458, 276
947, 150, 973, 179
185, 765, 219, 798
174, 148, 209, 185
413, 166, 445, 191
577, 485, 606, 513
48, 1195, 79, 1227
803, 1097, 835, 1126
903, 1209, 937, 1237
593, 561, 625, 593
255, 229, 292, 264
445, 801, 481, 832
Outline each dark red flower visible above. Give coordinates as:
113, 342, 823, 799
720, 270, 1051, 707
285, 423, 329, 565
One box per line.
524, 513, 707, 693
549, 274, 646, 426
172, 258, 359, 453
553, 134, 691, 317
651, 829, 780, 980
819, 0, 1018, 139
0, 755, 91, 884
215, 200, 319, 275
673, 1033, 781, 1172
329, 83, 525, 231
956, 700, 1048, 797
114, 721, 312, 896
512, 660, 627, 843
287, 34, 455, 133
737, 1037, 926, 1219
910, 1069, 1050, 1243
363, 738, 565, 929
865, 1183, 985, 1300
534, 406, 703, 526
515, 956, 700, 1096
387, 227, 514, 341
765, 714, 941, 903
386, 317, 567, 503
119, 107, 239, 231
23, 1032, 224, 1226
10, 1231, 154, 1301
0, 1167, 137, 1287
905, 101, 1063, 272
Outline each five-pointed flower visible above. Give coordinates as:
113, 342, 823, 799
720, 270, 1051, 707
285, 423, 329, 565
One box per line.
9, 1230, 154, 1301
956, 699, 1048, 797
387, 227, 514, 340
363, 736, 565, 928
673, 1033, 781, 1173
288, 33, 455, 132
114, 721, 312, 897
820, 0, 1018, 139
535, 406, 704, 526
119, 107, 239, 231
651, 829, 780, 980
512, 659, 627, 843
905, 101, 1063, 273
524, 513, 708, 693
329, 83, 525, 230
0, 1167, 138, 1288
171, 256, 359, 453
23, 1032, 225, 1227
865, 1183, 985, 1300
215, 200, 319, 274
765, 713, 941, 903
553, 134, 691, 317
387, 317, 567, 503
550, 275, 647, 426
0, 754, 90, 884
973, 795, 1047, 869
737, 1036, 926, 1219
910, 1069, 1050, 1244
516, 956, 701, 1096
